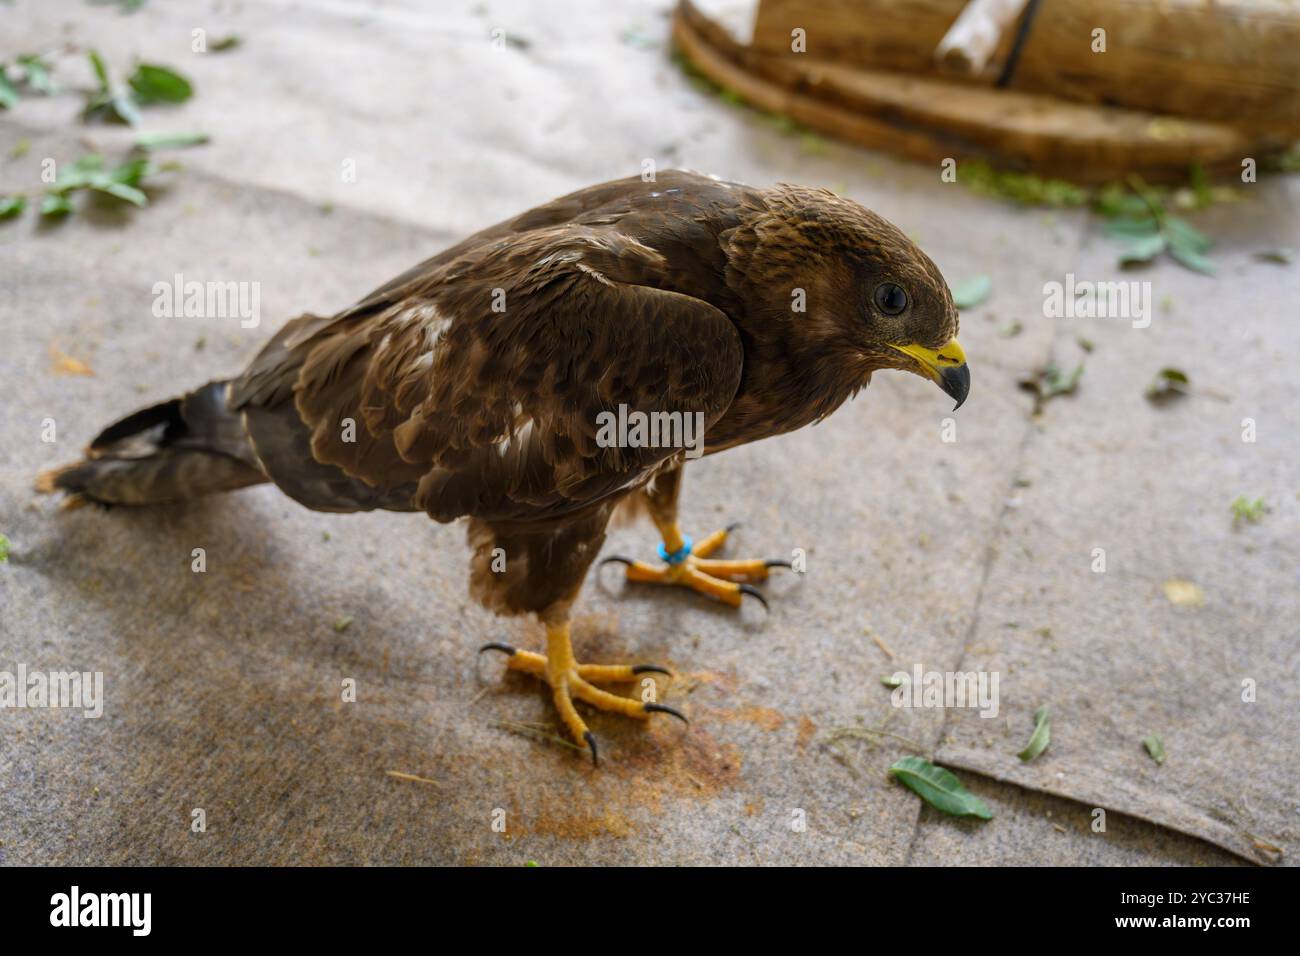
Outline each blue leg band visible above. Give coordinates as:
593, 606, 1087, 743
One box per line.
657, 535, 693, 565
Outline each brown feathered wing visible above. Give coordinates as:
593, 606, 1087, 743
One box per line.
231, 224, 743, 524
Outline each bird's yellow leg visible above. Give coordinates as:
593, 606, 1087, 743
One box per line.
479, 621, 684, 765
599, 520, 789, 611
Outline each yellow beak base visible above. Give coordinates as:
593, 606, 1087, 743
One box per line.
889, 338, 970, 409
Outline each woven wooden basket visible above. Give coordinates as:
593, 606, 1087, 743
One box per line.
673, 0, 1299, 183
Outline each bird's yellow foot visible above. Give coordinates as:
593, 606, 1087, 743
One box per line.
480, 621, 686, 765
600, 523, 789, 610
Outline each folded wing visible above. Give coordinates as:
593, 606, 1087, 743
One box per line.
231, 224, 743, 523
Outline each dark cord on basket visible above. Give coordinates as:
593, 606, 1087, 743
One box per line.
996, 0, 1044, 89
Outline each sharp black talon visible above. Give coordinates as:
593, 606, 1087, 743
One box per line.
738, 584, 769, 612
598, 555, 634, 569
764, 559, 793, 569
724, 521, 742, 534
644, 702, 689, 724
631, 664, 672, 677
584, 731, 599, 767
478, 642, 517, 656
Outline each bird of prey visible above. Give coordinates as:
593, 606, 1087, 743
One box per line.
39, 170, 968, 765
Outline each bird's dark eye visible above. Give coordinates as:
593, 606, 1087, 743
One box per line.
873, 282, 908, 315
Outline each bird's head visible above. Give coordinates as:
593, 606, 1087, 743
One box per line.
731, 185, 969, 411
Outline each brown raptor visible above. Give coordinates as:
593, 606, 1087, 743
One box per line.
39, 170, 969, 764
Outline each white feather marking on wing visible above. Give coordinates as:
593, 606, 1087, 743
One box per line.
494, 417, 535, 458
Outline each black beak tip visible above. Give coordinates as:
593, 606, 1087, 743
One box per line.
941, 363, 970, 410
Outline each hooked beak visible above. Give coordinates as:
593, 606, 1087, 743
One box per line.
888, 338, 970, 409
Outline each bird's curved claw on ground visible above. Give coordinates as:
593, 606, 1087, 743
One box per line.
738, 583, 769, 613
579, 703, 684, 767
644, 702, 689, 724
631, 663, 672, 676
478, 641, 517, 657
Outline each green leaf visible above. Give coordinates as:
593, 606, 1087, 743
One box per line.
71, 153, 107, 173
40, 193, 73, 216
88, 50, 111, 92
134, 130, 209, 150
1167, 243, 1214, 274
86, 54, 192, 123
1230, 495, 1268, 524
1104, 215, 1160, 239
91, 180, 147, 205
1162, 216, 1215, 274
84, 80, 142, 125
17, 54, 56, 94
1254, 247, 1293, 265
1164, 216, 1212, 253
620, 27, 660, 49
0, 195, 25, 219
1048, 364, 1083, 397
1143, 735, 1166, 765
43, 153, 159, 214
51, 153, 105, 193
1145, 367, 1190, 405
1118, 233, 1165, 266
1017, 706, 1051, 762
1018, 363, 1083, 412
1188, 163, 1213, 209
1098, 177, 1222, 275
950, 275, 991, 309
0, 533, 9, 562
881, 674, 905, 688
1167, 236, 1216, 275
1093, 185, 1151, 219
0, 68, 19, 109
110, 92, 143, 125
1027, 363, 1084, 400
209, 34, 242, 52
888, 756, 992, 819
128, 63, 193, 103
106, 156, 154, 186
